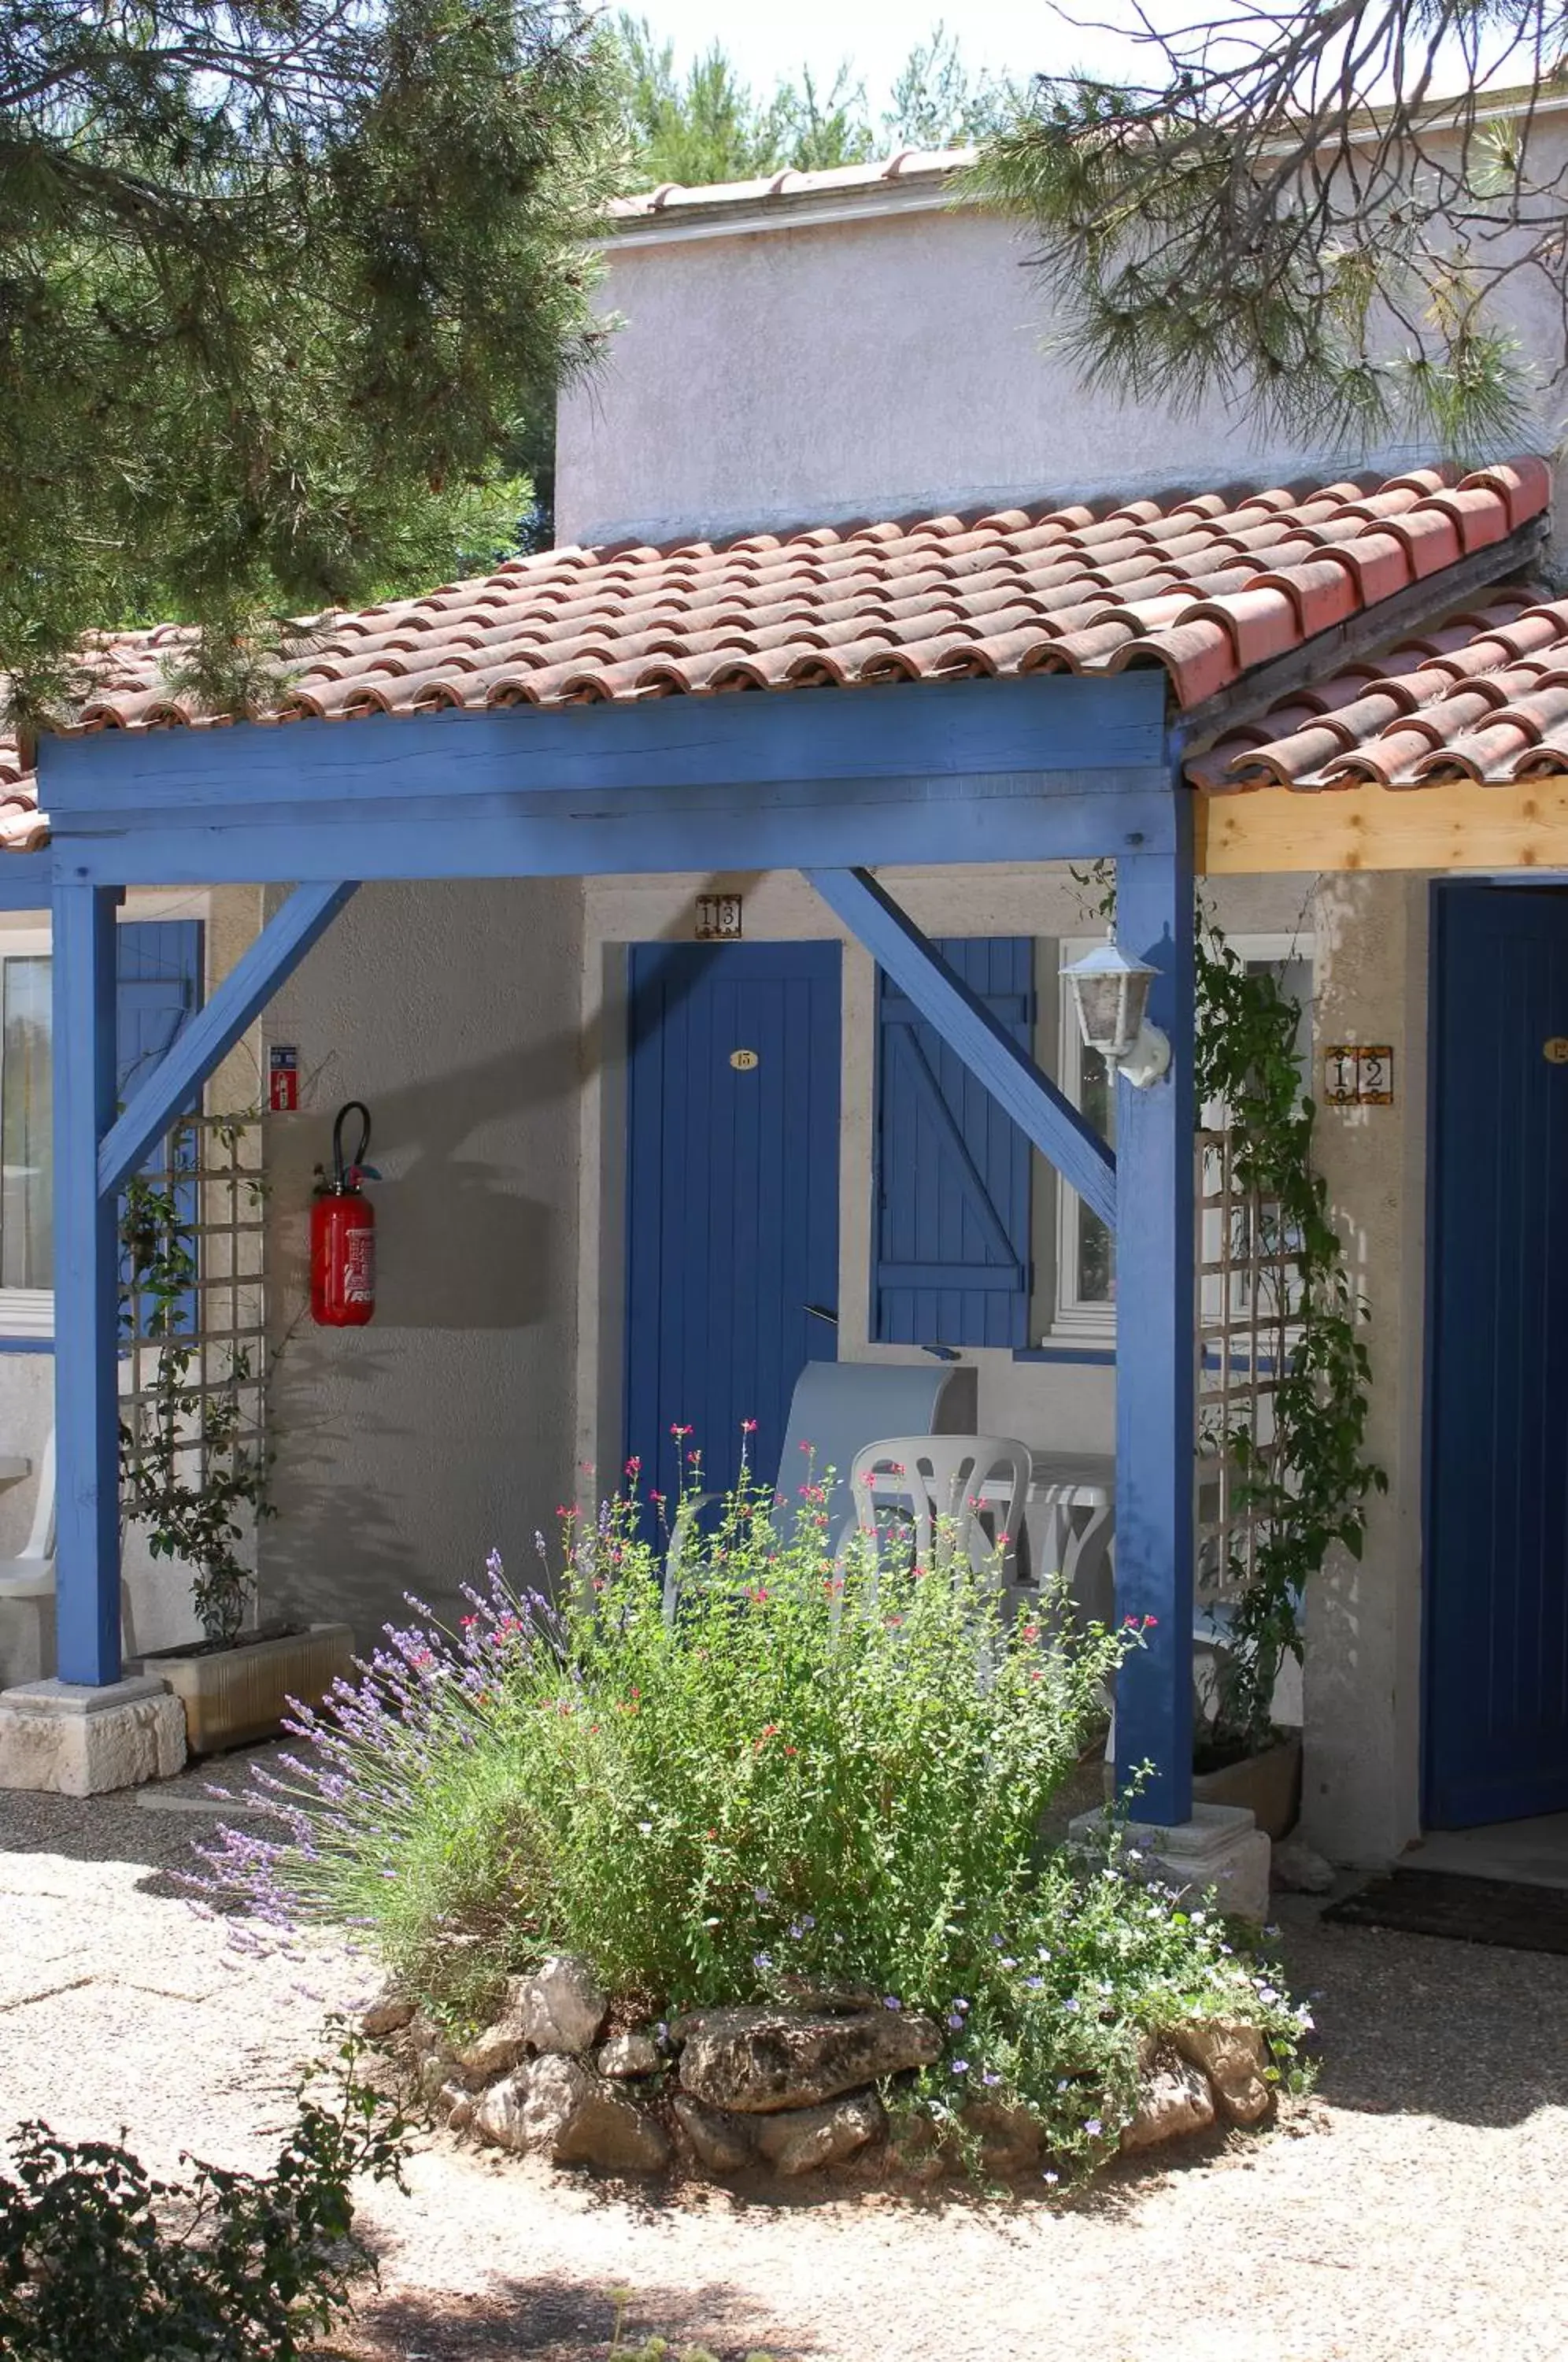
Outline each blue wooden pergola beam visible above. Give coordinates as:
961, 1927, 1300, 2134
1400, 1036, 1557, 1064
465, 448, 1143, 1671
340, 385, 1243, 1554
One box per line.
41, 672, 1167, 813
52, 884, 123, 1686
0, 853, 54, 909
807, 866, 1118, 1229
1111, 813, 1197, 1824
98, 882, 358, 1199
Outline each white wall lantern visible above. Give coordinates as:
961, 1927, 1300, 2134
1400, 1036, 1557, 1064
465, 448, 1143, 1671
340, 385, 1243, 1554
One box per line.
1060, 930, 1171, 1088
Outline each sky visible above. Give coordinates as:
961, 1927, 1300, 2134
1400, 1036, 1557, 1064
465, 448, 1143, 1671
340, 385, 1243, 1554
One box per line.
620, 0, 1148, 116
619, 2, 1518, 123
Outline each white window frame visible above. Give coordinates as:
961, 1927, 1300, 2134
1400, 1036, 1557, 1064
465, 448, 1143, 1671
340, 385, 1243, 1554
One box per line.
0, 893, 212, 1342
1048, 929, 1315, 1345
0, 927, 55, 1338
1051, 935, 1117, 1342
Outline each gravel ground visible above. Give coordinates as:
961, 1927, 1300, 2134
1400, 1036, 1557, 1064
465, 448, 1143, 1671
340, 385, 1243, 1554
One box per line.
3, 1780, 1567, 2362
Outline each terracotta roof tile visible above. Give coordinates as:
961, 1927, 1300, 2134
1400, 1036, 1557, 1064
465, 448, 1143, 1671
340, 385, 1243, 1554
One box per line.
1186, 590, 1568, 789
0, 458, 1552, 839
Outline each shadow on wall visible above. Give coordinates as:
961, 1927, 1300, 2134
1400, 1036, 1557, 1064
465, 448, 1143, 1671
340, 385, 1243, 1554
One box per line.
369, 1164, 557, 1330
261, 1334, 424, 1641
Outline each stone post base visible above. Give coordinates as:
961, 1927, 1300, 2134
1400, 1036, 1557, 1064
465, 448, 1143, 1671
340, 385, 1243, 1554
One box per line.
0, 1675, 187, 1796
1068, 1800, 1271, 1924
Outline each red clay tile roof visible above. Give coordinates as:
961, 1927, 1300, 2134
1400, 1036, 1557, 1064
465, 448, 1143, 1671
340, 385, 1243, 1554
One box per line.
0, 457, 1551, 846
1185, 589, 1568, 789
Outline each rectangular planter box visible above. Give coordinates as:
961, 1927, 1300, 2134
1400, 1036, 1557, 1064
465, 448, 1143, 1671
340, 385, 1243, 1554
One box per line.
143, 1622, 355, 1755
1192, 1731, 1303, 1842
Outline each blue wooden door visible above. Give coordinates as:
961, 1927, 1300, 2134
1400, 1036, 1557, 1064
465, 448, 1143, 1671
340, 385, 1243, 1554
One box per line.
1427, 885, 1568, 1825
625, 943, 841, 1509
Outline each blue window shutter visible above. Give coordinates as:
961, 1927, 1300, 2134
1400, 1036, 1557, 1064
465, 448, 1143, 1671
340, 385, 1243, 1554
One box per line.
116, 921, 204, 1332
873, 937, 1034, 1348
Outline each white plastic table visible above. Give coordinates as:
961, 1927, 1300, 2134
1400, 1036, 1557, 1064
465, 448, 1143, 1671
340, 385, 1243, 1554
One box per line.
989, 1452, 1115, 1625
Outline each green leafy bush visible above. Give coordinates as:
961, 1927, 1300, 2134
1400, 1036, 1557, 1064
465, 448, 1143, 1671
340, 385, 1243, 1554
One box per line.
0, 2041, 407, 2360
206, 1461, 1308, 2168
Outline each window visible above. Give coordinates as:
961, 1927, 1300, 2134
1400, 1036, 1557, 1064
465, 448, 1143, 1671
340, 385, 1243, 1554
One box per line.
1048, 932, 1314, 1344
0, 921, 203, 1340
1052, 942, 1117, 1339
0, 933, 54, 1326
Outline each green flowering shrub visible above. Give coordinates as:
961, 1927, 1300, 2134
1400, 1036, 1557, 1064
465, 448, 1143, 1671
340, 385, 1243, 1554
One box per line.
0, 2041, 407, 2361
206, 1456, 1308, 2171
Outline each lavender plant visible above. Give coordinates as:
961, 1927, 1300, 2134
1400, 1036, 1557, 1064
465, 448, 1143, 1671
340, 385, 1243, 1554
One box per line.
200, 1448, 1307, 2160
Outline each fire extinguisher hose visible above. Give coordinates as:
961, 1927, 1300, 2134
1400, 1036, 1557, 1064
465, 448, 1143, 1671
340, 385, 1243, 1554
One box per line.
332, 1101, 372, 1191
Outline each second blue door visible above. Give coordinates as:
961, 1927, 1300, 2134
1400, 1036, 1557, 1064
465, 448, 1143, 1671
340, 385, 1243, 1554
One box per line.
625, 942, 841, 1509
1427, 885, 1568, 1825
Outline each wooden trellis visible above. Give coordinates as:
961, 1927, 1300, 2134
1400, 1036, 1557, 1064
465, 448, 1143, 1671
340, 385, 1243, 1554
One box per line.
120, 1114, 268, 1510
1195, 1124, 1304, 1606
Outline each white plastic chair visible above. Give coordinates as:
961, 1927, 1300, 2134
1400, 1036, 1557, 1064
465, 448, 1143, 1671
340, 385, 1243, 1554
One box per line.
661, 1359, 977, 1618
0, 1423, 54, 1601
846, 1435, 1034, 1597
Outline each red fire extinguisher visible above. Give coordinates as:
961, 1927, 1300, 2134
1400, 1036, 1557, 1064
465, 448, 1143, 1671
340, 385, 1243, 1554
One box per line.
311, 1101, 376, 1327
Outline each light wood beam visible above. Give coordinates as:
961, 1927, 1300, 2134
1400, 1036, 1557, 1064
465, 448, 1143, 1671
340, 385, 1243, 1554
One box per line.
1197, 779, 1568, 875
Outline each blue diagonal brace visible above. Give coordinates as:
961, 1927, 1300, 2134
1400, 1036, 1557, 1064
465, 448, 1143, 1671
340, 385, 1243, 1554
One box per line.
804, 866, 1117, 1229
97, 881, 359, 1199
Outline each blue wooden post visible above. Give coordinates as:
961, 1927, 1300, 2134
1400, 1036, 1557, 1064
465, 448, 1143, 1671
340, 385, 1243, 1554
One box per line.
1113, 798, 1196, 1822
52, 883, 124, 1686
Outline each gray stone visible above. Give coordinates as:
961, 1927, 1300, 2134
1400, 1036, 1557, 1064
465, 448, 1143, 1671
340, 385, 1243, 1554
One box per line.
1120, 2057, 1217, 2152
359, 1990, 415, 2038
416, 2052, 453, 2104
438, 2080, 475, 2132
511, 1956, 608, 2056
1272, 1836, 1336, 1894
960, 2100, 1042, 2175
677, 2005, 941, 2113
453, 2012, 527, 2084
672, 2094, 755, 2174
473, 2056, 668, 2173
598, 2031, 660, 2079
1171, 2020, 1273, 2125
0, 1677, 186, 1796
753, 2091, 885, 2176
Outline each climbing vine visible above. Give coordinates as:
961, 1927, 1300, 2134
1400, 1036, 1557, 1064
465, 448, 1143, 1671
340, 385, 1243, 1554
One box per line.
1193, 923, 1386, 1752
1073, 864, 1386, 1753
119, 1115, 275, 1649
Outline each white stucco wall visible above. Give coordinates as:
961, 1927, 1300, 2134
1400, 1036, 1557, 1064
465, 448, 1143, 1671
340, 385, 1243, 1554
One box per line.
255, 879, 583, 1646
558, 181, 1568, 553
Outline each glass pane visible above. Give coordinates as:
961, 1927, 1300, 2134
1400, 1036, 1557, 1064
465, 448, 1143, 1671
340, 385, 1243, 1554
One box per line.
1076, 1044, 1116, 1304
2, 957, 51, 1288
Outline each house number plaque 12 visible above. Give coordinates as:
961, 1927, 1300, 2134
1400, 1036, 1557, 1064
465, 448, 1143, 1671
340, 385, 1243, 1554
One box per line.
1324, 1045, 1395, 1106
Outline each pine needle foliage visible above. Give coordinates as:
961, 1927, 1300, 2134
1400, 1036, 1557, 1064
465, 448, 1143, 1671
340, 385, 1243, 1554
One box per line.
0, 0, 625, 724
970, 0, 1568, 459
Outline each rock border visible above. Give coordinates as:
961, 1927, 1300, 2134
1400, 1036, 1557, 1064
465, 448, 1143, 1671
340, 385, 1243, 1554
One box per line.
363, 1957, 1274, 2187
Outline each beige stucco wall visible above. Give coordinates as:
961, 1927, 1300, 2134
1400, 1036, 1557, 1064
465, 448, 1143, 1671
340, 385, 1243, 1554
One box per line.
1303, 872, 1432, 1864
254, 879, 583, 1647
